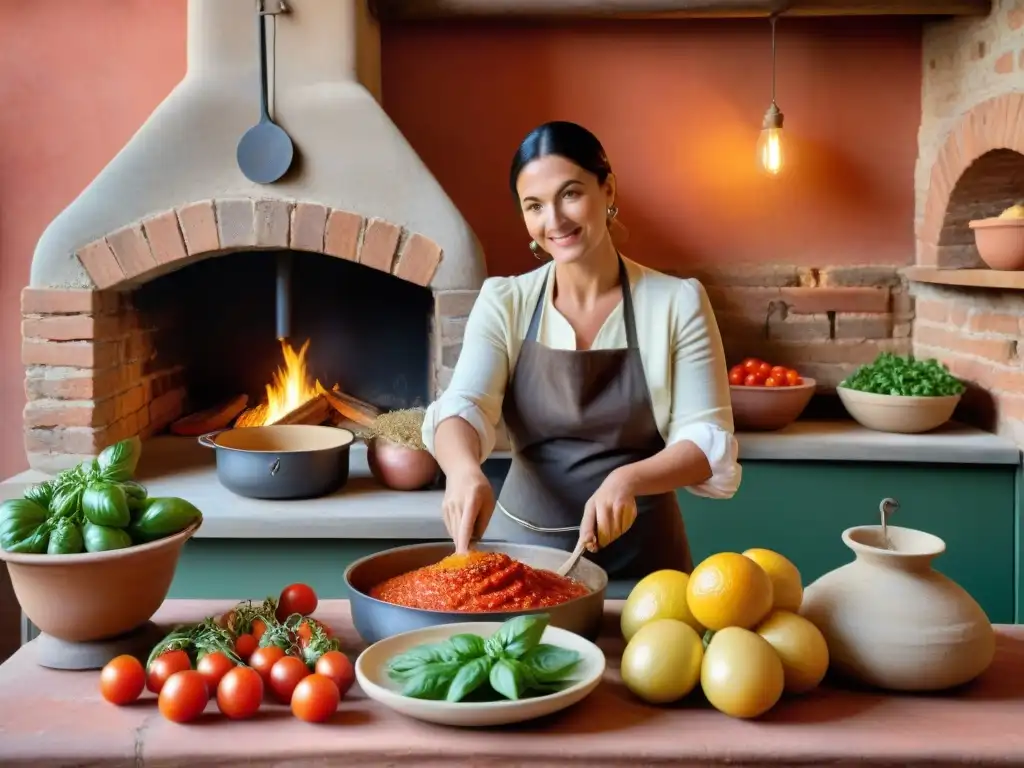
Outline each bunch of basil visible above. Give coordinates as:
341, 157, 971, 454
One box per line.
0, 437, 202, 555
385, 614, 582, 703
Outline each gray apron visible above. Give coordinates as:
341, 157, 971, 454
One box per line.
487, 258, 692, 579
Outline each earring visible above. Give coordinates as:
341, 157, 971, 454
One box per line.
529, 240, 544, 260
607, 205, 619, 220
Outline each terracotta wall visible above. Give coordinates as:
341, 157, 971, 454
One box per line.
0, 3, 924, 479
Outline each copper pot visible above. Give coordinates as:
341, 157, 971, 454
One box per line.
367, 438, 439, 491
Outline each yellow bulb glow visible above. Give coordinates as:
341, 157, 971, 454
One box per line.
757, 126, 784, 175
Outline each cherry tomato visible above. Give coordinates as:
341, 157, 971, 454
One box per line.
315, 651, 355, 698
147, 649, 192, 694
100, 654, 146, 705
764, 376, 781, 387
785, 369, 802, 386
217, 666, 264, 720
743, 373, 761, 387
277, 583, 319, 621
158, 670, 209, 723
196, 651, 235, 693
296, 618, 334, 646
756, 362, 772, 379
235, 633, 258, 661
770, 365, 788, 379
741, 357, 763, 372
249, 646, 286, 684
268, 655, 311, 703
728, 368, 744, 386
291, 673, 340, 723
251, 618, 268, 642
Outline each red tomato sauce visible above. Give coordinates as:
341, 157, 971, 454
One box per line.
369, 551, 590, 612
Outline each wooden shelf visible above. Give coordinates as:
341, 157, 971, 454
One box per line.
370, 0, 992, 21
903, 267, 1024, 290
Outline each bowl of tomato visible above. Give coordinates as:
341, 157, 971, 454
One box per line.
728, 358, 816, 431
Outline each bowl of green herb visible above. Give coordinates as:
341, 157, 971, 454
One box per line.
837, 353, 966, 434
355, 613, 605, 727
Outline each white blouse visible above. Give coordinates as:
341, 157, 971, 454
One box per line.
421, 255, 742, 499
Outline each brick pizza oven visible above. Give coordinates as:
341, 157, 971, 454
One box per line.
20, 0, 487, 473
910, 0, 1024, 446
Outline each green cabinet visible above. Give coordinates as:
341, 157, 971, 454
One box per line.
169, 460, 1020, 624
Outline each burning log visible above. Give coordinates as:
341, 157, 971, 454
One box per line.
322, 387, 380, 428
171, 394, 249, 436
236, 393, 330, 428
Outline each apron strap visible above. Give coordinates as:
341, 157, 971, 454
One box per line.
525, 257, 640, 349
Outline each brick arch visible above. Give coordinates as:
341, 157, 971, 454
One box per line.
75, 198, 444, 291
917, 93, 1024, 266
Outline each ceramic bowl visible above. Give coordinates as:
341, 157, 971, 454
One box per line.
0, 520, 201, 643
837, 387, 961, 434
355, 621, 606, 727
367, 438, 440, 491
730, 378, 816, 431
969, 217, 1024, 271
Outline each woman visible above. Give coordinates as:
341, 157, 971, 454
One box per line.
421, 121, 741, 580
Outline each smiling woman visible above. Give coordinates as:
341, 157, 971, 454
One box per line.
423, 121, 741, 582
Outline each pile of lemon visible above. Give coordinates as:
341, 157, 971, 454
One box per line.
619, 549, 829, 719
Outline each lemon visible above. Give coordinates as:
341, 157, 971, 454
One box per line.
620, 619, 704, 704
621, 569, 703, 641
701, 626, 784, 719
755, 610, 830, 694
742, 548, 804, 612
686, 552, 774, 631
998, 203, 1024, 220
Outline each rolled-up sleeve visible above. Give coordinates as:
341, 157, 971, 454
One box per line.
667, 279, 742, 500
421, 278, 512, 461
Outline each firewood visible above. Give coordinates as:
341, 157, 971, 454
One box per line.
274, 393, 330, 426
234, 405, 267, 428
322, 386, 380, 427
171, 394, 249, 436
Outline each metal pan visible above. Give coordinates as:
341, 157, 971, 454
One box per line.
344, 541, 608, 644
198, 424, 354, 500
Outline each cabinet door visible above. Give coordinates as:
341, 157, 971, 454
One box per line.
680, 462, 1016, 624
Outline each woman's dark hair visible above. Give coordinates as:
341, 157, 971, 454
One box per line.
509, 121, 612, 196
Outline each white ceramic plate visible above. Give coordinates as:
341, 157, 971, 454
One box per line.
355, 621, 606, 727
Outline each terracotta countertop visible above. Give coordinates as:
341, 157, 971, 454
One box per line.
1, 600, 1023, 767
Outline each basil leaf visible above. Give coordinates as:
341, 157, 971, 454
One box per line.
489, 658, 524, 700
446, 656, 493, 702
97, 437, 142, 483
448, 633, 486, 660
486, 614, 548, 659
400, 660, 462, 700
521, 644, 581, 683
386, 641, 460, 680
840, 352, 965, 397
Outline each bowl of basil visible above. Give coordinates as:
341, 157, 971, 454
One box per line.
355, 613, 606, 727
837, 353, 966, 434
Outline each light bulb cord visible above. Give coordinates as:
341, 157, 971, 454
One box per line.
770, 15, 778, 108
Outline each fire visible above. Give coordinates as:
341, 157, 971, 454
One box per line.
235, 339, 327, 428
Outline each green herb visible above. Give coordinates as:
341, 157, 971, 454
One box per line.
840, 352, 965, 397
385, 613, 583, 703
97, 437, 142, 483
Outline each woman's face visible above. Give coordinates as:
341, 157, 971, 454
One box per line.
516, 155, 615, 265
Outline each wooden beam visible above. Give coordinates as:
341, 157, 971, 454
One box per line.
370, 0, 992, 20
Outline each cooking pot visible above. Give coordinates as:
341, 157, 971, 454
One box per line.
198, 424, 354, 500
344, 541, 608, 644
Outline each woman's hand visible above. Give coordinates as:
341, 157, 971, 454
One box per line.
442, 468, 496, 554
578, 469, 638, 553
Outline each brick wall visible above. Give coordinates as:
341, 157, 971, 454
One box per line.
684, 265, 912, 389
913, 1, 1024, 445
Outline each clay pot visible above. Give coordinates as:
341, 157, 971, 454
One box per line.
729, 378, 816, 431
367, 438, 440, 491
0, 521, 201, 643
969, 217, 1024, 271
800, 524, 995, 692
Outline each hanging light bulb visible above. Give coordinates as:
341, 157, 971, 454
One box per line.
757, 15, 785, 176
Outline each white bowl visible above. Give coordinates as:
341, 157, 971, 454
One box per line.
837, 386, 961, 434
355, 621, 606, 727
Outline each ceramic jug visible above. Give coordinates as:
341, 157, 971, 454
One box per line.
800, 523, 995, 692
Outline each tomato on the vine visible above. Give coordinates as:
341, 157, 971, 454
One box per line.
217, 666, 264, 720
314, 651, 354, 698
196, 652, 235, 692
269, 656, 311, 703
158, 670, 209, 723
147, 649, 192, 694
291, 673, 340, 723
251, 618, 268, 642
249, 646, 286, 684
100, 654, 146, 705
276, 583, 318, 621
235, 632, 258, 661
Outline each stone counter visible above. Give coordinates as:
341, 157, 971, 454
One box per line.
1, 599, 1023, 767
1, 420, 1018, 541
